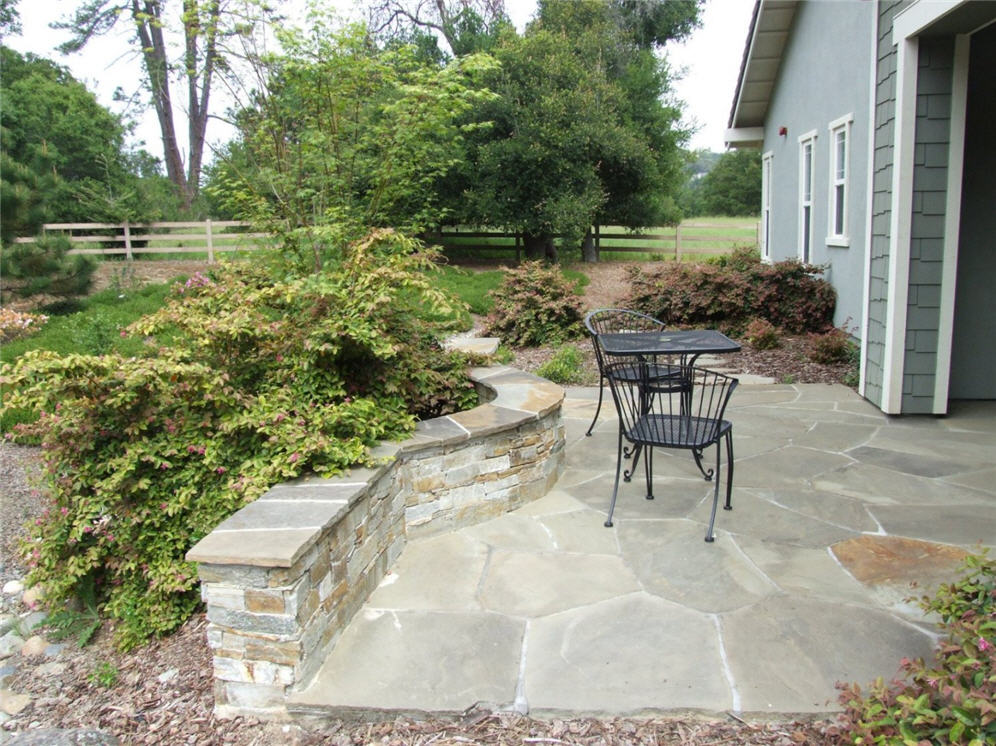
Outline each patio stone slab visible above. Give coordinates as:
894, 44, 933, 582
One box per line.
479, 550, 640, 618
790, 422, 879, 453
186, 527, 320, 567
366, 532, 488, 612
865, 504, 996, 548
705, 490, 862, 547
735, 537, 879, 607
846, 445, 975, 478
462, 514, 558, 553
538, 509, 620, 554
512, 489, 590, 517
721, 595, 936, 713
566, 472, 713, 522
747, 487, 879, 534
733, 446, 854, 488
815, 463, 996, 506
448, 403, 537, 438
942, 466, 996, 492
292, 609, 523, 713
525, 593, 731, 715
616, 520, 778, 613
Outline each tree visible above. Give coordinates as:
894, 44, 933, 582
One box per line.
448, 0, 700, 261
700, 148, 761, 217
368, 0, 511, 56
54, 0, 275, 210
207, 22, 498, 272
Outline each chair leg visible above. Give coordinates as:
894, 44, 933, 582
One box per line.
605, 431, 625, 527
624, 444, 642, 482
723, 430, 734, 511
705, 442, 721, 543
585, 376, 606, 437
644, 444, 654, 500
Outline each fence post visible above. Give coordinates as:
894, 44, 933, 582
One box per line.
675, 224, 682, 261
123, 221, 133, 261
206, 219, 215, 263
594, 224, 600, 262
515, 232, 521, 263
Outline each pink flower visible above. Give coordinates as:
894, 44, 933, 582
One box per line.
979, 637, 993, 652
159, 502, 168, 511
60, 507, 68, 516
288, 453, 300, 463
216, 467, 226, 474
120, 330, 127, 338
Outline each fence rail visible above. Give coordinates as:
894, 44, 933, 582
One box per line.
13, 221, 269, 262
13, 219, 759, 263
428, 221, 760, 261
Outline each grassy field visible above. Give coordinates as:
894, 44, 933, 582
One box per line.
433, 217, 759, 264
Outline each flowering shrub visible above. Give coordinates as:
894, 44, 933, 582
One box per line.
742, 318, 781, 350
1, 230, 477, 649
832, 551, 995, 745
0, 309, 49, 342
483, 262, 584, 347
625, 247, 835, 334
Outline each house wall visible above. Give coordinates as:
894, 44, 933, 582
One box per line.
762, 0, 876, 335
865, 0, 911, 408
902, 37, 955, 413
950, 23, 996, 399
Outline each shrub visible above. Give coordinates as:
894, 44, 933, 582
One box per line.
742, 318, 781, 350
483, 261, 584, 347
625, 248, 835, 334
2, 229, 478, 649
832, 551, 995, 745
536, 344, 587, 385
0, 234, 96, 301
808, 326, 857, 364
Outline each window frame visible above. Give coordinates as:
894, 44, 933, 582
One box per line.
826, 113, 853, 247
797, 130, 817, 263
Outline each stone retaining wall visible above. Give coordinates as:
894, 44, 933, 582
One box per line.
185, 366, 565, 718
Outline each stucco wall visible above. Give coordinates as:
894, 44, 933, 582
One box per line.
762, 0, 875, 334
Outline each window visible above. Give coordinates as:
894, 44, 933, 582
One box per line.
761, 152, 773, 260
827, 114, 853, 246
798, 131, 817, 263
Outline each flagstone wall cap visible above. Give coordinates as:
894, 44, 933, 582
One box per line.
185, 366, 564, 568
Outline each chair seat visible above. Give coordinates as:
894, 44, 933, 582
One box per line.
608, 363, 685, 388
626, 414, 732, 450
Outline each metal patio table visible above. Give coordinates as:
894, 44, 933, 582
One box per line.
597, 329, 741, 481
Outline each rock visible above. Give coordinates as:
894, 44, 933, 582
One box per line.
2, 581, 24, 596
0, 633, 25, 659
0, 689, 31, 716
0, 614, 16, 636
34, 662, 65, 678
19, 636, 48, 658
20, 587, 44, 609
156, 667, 178, 684
0, 663, 18, 688
42, 643, 65, 659
5, 729, 120, 745
20, 611, 48, 634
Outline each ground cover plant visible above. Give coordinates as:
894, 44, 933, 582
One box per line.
483, 261, 586, 347
833, 551, 995, 745
625, 247, 836, 334
1, 230, 477, 649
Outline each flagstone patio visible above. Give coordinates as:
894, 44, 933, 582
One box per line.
288, 383, 996, 720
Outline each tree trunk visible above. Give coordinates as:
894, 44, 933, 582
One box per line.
522, 232, 558, 263
582, 228, 599, 263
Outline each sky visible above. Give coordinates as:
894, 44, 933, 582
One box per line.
5, 0, 755, 162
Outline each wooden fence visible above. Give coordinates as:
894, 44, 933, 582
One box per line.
427, 220, 760, 262
13, 219, 759, 263
13, 221, 269, 262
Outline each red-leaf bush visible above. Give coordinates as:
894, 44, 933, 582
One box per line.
831, 551, 995, 745
483, 261, 585, 347
625, 247, 836, 334
742, 318, 781, 350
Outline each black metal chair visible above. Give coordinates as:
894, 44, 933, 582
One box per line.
603, 359, 739, 542
583, 309, 685, 437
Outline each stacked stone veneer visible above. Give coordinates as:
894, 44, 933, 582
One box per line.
185, 366, 565, 719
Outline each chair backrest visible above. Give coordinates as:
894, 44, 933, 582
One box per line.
604, 359, 739, 449
584, 309, 665, 376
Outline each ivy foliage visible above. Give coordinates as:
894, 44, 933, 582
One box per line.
2, 230, 477, 649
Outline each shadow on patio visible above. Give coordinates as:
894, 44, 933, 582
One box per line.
289, 384, 996, 720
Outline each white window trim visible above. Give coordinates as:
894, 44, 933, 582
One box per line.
826, 113, 854, 247
761, 151, 773, 262
797, 130, 817, 263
